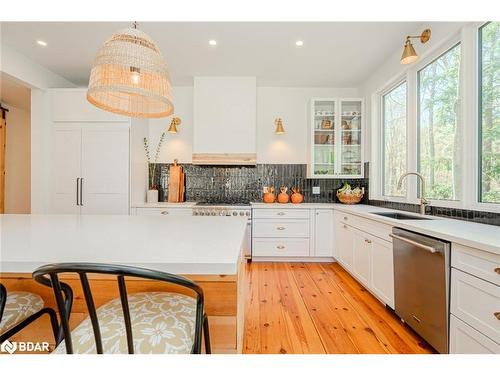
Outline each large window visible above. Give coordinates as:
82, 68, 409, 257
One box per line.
479, 22, 500, 204
382, 82, 407, 197
418, 44, 461, 201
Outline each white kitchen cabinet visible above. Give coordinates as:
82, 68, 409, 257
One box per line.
450, 315, 500, 354
370, 236, 395, 308
308, 97, 364, 178
134, 207, 193, 216
352, 228, 371, 286
337, 222, 354, 270
314, 209, 334, 257
51, 127, 82, 214
51, 124, 129, 215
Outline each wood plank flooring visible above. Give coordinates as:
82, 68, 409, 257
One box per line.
243, 262, 434, 354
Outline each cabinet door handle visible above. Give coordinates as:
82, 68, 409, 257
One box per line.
80, 178, 84, 206
365, 239, 372, 244
343, 224, 348, 229
276, 226, 286, 230
276, 245, 285, 250
76, 178, 80, 206
343, 216, 348, 220
161, 211, 169, 215
494, 267, 500, 275
494, 312, 500, 320
277, 212, 285, 216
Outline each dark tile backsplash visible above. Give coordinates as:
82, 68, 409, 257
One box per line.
152, 163, 369, 204
369, 199, 500, 226
150, 162, 499, 226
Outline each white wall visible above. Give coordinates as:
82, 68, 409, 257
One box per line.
0, 43, 75, 90
4, 104, 31, 213
150, 86, 359, 164
149, 87, 194, 163
256, 87, 358, 163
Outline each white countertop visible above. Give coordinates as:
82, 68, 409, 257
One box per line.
132, 202, 197, 208
0, 214, 248, 275
331, 204, 500, 255
251, 202, 336, 209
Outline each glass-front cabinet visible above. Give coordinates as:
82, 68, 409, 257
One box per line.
308, 98, 363, 178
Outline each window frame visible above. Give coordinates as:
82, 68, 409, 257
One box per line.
471, 22, 500, 212
381, 79, 409, 199
416, 41, 463, 205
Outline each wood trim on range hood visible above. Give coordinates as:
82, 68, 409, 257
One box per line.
192, 153, 257, 165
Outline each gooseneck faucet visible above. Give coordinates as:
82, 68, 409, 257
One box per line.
397, 172, 428, 215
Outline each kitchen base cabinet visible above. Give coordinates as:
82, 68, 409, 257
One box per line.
370, 237, 395, 309
251, 207, 335, 261
352, 228, 371, 286
336, 221, 354, 271
450, 315, 500, 354
333, 210, 394, 308
313, 209, 334, 257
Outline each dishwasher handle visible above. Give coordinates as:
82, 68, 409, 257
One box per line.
389, 233, 437, 253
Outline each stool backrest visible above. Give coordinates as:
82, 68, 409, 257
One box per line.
0, 283, 6, 323
33, 263, 205, 354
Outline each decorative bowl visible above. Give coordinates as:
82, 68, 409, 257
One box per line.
336, 192, 363, 205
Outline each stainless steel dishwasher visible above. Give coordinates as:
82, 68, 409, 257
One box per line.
391, 227, 451, 354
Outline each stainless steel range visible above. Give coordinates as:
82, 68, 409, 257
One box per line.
192, 202, 252, 259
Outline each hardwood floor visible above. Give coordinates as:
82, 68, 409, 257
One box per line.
243, 262, 434, 354
3, 261, 434, 354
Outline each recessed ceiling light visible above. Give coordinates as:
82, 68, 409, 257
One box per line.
208, 40, 217, 46
295, 40, 304, 47
36, 40, 47, 47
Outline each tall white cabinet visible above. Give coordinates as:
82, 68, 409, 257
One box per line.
49, 89, 132, 215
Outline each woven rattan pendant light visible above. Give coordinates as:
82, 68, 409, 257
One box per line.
87, 22, 174, 118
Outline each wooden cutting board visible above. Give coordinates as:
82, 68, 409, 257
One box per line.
168, 159, 185, 202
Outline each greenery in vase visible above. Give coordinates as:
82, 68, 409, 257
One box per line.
144, 132, 166, 190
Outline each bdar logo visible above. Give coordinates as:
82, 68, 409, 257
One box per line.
1, 340, 17, 354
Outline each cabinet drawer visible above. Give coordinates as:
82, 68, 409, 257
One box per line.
135, 208, 192, 216
252, 209, 310, 219
334, 211, 392, 242
452, 243, 500, 286
253, 219, 310, 238
451, 269, 500, 344
450, 315, 500, 354
253, 238, 310, 257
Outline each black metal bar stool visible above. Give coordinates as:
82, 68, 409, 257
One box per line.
0, 283, 59, 344
32, 263, 211, 354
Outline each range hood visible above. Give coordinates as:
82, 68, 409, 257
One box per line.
192, 77, 257, 165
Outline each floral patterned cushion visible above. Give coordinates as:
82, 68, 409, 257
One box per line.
54, 292, 196, 354
0, 291, 45, 334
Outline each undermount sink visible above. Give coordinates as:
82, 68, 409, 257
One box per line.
371, 212, 434, 220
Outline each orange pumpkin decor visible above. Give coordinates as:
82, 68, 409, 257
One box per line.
290, 186, 304, 204
263, 186, 276, 203
277, 186, 290, 204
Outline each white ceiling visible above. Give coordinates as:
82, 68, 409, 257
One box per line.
0, 72, 31, 111
1, 22, 448, 87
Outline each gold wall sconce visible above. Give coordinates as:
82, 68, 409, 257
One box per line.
168, 117, 181, 133
275, 118, 285, 135
400, 28, 431, 65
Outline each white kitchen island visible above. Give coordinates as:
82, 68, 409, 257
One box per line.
0, 214, 248, 353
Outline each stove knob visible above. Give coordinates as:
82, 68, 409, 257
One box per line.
211, 211, 216, 216
245, 211, 250, 216
193, 211, 198, 216
239, 211, 244, 216
232, 212, 237, 216
200, 212, 205, 216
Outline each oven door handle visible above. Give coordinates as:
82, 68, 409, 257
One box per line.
389, 233, 437, 253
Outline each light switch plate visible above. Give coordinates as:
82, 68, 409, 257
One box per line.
312, 186, 320, 195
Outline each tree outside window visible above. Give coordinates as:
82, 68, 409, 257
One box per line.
418, 44, 461, 201
479, 22, 500, 204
